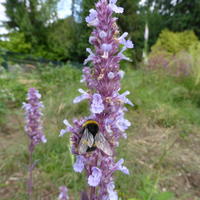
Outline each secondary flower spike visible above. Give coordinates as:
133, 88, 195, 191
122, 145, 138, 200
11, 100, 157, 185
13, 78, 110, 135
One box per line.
23, 88, 47, 199
23, 88, 47, 150
60, 0, 133, 199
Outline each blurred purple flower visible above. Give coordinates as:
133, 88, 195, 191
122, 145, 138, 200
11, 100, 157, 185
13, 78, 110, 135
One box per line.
73, 155, 85, 173
107, 182, 118, 200
88, 167, 102, 187
23, 88, 46, 149
58, 186, 69, 200
118, 91, 134, 106
107, 72, 115, 79
109, 0, 124, 13
99, 31, 107, 38
90, 93, 104, 114
84, 48, 95, 65
63, 0, 133, 199
115, 158, 129, 175
73, 89, 90, 104
23, 88, 46, 199
85, 9, 99, 26
59, 119, 73, 137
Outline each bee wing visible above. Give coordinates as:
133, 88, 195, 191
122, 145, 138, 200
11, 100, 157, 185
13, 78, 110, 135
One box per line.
78, 128, 94, 154
95, 132, 113, 156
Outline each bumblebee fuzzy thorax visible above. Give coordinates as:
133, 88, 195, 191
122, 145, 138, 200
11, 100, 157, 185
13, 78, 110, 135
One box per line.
82, 120, 99, 136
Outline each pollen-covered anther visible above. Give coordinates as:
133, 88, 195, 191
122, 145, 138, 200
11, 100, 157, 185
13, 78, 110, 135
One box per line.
97, 69, 106, 80
116, 98, 124, 105
105, 97, 114, 105
98, 73, 104, 80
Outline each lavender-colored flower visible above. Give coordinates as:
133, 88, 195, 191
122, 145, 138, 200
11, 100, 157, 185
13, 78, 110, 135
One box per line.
84, 48, 96, 65
114, 158, 129, 175
63, 0, 133, 199
23, 88, 46, 199
58, 186, 69, 200
109, 0, 124, 13
99, 31, 107, 38
88, 167, 102, 187
118, 91, 134, 106
23, 88, 46, 149
73, 155, 85, 173
85, 9, 99, 26
107, 182, 118, 200
90, 93, 104, 114
59, 119, 73, 137
73, 89, 90, 104
107, 72, 115, 79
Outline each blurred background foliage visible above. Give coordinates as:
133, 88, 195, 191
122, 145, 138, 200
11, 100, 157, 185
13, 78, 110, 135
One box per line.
0, 0, 200, 63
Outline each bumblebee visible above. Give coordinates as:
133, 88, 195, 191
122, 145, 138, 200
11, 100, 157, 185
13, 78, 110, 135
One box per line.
78, 120, 112, 156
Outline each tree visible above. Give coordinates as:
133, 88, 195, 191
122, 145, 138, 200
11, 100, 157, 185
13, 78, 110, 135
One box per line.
118, 0, 145, 63
75, 0, 97, 62
47, 17, 78, 61
3, 0, 58, 52
145, 0, 200, 39
76, 0, 145, 63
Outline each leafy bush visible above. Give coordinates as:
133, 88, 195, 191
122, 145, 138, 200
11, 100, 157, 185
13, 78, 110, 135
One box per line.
189, 42, 200, 85
147, 30, 199, 78
151, 29, 198, 54
47, 17, 78, 61
35, 64, 81, 94
0, 32, 31, 53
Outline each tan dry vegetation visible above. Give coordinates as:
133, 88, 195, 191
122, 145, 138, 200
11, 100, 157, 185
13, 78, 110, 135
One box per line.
123, 111, 200, 200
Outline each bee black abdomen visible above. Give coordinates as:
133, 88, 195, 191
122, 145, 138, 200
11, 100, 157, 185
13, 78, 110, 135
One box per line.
86, 146, 97, 152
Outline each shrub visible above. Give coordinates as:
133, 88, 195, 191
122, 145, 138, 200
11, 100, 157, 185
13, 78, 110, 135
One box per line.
147, 30, 199, 78
0, 32, 31, 53
189, 42, 200, 85
151, 29, 198, 54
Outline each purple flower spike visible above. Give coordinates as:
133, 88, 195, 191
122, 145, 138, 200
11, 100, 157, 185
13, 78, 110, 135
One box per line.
64, 0, 134, 199
58, 186, 69, 200
23, 88, 47, 199
23, 88, 47, 149
88, 167, 102, 187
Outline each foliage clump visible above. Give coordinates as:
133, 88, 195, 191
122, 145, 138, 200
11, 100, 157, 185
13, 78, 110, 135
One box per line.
151, 29, 198, 54
147, 30, 200, 81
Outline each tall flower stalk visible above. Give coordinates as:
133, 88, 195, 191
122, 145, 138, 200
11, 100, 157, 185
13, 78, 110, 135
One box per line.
60, 0, 133, 199
23, 88, 47, 199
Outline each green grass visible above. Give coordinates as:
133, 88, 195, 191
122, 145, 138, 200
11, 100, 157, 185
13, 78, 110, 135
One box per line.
1, 64, 200, 199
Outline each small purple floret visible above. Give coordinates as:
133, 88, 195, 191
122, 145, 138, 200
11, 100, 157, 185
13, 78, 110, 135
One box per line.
88, 167, 102, 187
73, 155, 85, 173
58, 186, 69, 200
90, 93, 104, 114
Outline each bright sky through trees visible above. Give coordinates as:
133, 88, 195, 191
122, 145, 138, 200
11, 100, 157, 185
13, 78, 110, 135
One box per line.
0, 0, 72, 34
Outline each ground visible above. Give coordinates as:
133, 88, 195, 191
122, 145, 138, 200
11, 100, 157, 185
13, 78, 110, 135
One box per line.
0, 65, 200, 199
